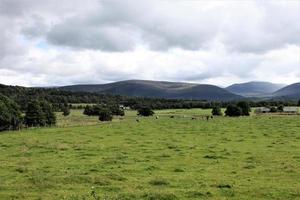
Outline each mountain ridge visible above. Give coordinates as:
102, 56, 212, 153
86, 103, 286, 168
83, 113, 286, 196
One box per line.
60, 79, 242, 101
226, 81, 286, 97
272, 82, 300, 100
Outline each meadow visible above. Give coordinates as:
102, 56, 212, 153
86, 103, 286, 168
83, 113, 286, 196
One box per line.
0, 109, 300, 200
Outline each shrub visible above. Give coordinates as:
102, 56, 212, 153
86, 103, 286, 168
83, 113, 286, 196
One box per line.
98, 108, 113, 121
137, 106, 154, 116
0, 95, 22, 131
212, 106, 222, 116
225, 104, 242, 117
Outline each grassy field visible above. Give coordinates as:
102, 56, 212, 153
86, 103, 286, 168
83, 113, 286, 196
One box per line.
0, 109, 300, 200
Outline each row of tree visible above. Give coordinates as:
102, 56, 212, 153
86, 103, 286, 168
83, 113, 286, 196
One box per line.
212, 101, 251, 117
1, 84, 299, 112
83, 104, 125, 121
0, 94, 57, 131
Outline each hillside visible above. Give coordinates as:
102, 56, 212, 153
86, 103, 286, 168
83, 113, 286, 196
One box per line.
272, 82, 300, 99
226, 81, 285, 97
60, 80, 242, 101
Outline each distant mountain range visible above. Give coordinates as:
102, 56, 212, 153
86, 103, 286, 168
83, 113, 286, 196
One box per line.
60, 80, 242, 101
1, 80, 299, 101
272, 82, 300, 100
225, 81, 286, 97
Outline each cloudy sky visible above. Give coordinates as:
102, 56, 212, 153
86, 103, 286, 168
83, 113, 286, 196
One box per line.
0, 0, 299, 87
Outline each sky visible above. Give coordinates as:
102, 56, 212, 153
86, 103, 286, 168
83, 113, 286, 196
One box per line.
0, 0, 299, 87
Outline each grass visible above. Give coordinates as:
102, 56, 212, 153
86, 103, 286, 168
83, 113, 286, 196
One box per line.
0, 109, 300, 199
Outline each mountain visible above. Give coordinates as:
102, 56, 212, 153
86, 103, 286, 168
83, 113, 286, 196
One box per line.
226, 81, 285, 97
60, 80, 242, 101
272, 82, 300, 100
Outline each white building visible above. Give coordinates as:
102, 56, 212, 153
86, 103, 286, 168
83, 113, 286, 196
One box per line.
255, 107, 271, 113
283, 107, 299, 113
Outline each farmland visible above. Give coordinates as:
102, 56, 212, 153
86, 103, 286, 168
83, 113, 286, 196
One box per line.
0, 109, 300, 200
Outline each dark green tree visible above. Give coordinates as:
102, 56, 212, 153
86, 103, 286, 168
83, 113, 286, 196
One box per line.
62, 106, 70, 116
0, 95, 22, 131
40, 101, 56, 125
297, 99, 300, 106
109, 104, 125, 116
225, 104, 242, 117
137, 106, 154, 116
277, 105, 284, 112
24, 100, 46, 127
211, 106, 222, 116
98, 108, 113, 121
270, 107, 278, 113
237, 101, 251, 116
24, 100, 56, 127
83, 105, 93, 116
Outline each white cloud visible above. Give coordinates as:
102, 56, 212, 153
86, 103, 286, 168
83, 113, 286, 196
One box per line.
0, 0, 299, 87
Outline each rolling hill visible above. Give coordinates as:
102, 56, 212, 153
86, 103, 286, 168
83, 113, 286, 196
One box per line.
272, 82, 300, 100
60, 80, 242, 101
226, 81, 285, 97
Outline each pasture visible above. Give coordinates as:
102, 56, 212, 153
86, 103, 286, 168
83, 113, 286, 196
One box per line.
0, 109, 300, 200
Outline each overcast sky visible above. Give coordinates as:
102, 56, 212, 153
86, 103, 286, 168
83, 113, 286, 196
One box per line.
0, 0, 299, 87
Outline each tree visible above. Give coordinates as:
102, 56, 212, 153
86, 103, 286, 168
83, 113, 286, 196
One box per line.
137, 106, 154, 116
270, 107, 278, 113
0, 95, 22, 131
83, 105, 93, 116
225, 104, 242, 117
212, 106, 222, 116
237, 101, 251, 116
109, 104, 125, 116
40, 101, 56, 125
24, 100, 56, 127
24, 100, 46, 127
277, 105, 284, 112
62, 106, 70, 116
98, 108, 113, 121
298, 99, 300, 106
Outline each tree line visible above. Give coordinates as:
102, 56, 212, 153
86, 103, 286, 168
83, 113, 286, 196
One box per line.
0, 94, 58, 131
1, 84, 299, 112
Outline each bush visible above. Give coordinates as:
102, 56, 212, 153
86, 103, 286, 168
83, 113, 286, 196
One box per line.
98, 108, 113, 121
212, 106, 222, 116
0, 95, 22, 131
225, 104, 242, 117
137, 106, 154, 116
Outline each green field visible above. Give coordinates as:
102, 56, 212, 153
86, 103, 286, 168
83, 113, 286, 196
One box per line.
0, 109, 300, 200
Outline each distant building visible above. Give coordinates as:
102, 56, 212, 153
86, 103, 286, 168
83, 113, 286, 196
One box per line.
283, 107, 299, 113
255, 107, 271, 113
119, 105, 131, 110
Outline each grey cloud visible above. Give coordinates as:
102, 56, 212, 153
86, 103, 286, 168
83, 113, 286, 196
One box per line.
42, 0, 300, 53
47, 20, 140, 51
